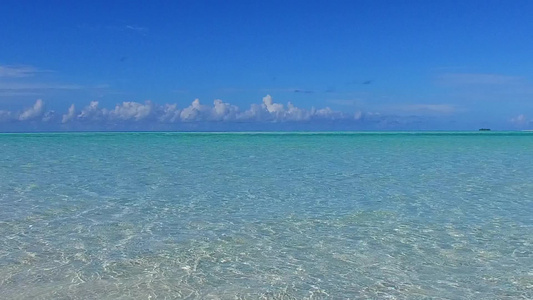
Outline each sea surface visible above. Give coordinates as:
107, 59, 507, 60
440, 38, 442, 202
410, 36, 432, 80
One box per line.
0, 132, 532, 299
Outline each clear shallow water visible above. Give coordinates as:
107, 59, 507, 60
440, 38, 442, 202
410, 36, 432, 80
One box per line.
0, 132, 532, 299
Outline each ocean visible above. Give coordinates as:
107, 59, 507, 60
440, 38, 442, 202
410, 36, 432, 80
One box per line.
0, 132, 532, 299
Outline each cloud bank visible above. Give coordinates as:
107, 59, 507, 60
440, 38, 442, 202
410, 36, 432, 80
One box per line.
0, 95, 461, 131
53, 95, 360, 124
0, 95, 359, 125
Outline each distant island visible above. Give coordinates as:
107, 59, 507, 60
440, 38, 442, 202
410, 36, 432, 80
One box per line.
479, 128, 491, 131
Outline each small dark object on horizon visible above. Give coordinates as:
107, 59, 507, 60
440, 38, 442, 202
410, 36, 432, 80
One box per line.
479, 128, 491, 131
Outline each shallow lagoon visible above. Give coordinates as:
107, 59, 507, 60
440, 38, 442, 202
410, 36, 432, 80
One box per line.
1, 132, 532, 299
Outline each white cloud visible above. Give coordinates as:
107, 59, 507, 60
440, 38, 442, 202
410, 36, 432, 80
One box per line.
19, 99, 45, 121
313, 107, 340, 120
285, 102, 311, 121
62, 104, 76, 123
180, 98, 208, 121
212, 99, 239, 121
78, 101, 108, 121
0, 94, 449, 130
109, 101, 153, 121
158, 104, 181, 123
262, 94, 284, 114
237, 103, 266, 121
236, 95, 346, 122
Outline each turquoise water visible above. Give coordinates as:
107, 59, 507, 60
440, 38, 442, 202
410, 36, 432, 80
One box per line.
0, 132, 532, 299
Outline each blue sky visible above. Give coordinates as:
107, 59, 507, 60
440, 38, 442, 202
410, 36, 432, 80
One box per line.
1, 0, 532, 131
